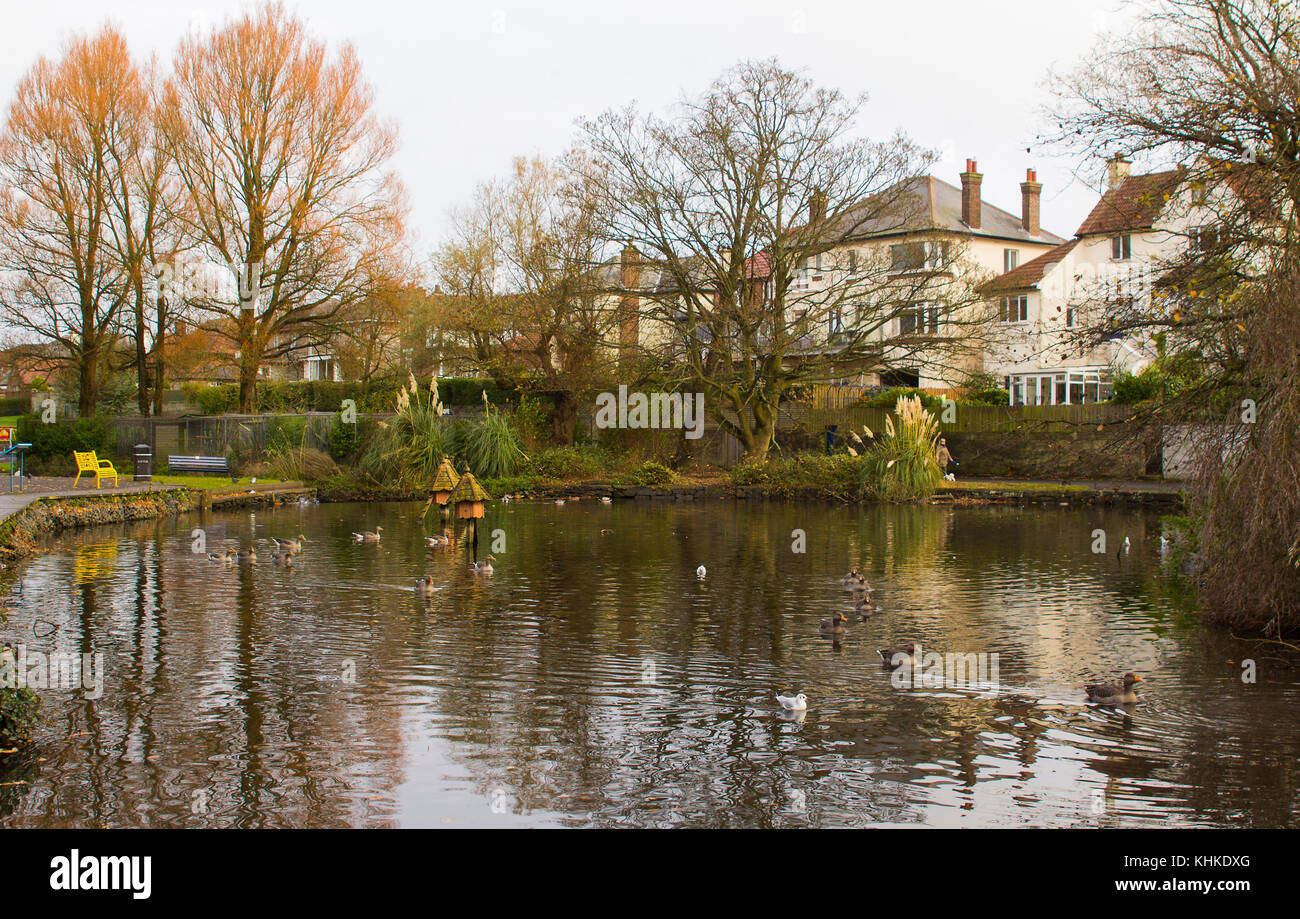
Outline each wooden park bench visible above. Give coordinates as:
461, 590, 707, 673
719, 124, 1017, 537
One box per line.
73, 450, 119, 489
167, 455, 232, 477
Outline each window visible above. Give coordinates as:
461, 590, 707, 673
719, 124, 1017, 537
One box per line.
847, 249, 858, 273
1001, 295, 1029, 323
828, 308, 844, 337
1004, 248, 1020, 272
1192, 225, 1220, 252
1065, 306, 1076, 328
890, 241, 950, 273
1110, 234, 1132, 260
898, 302, 939, 335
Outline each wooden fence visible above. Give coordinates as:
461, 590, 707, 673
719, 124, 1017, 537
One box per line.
792, 401, 1135, 435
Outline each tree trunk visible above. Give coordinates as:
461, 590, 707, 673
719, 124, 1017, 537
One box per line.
152, 291, 166, 415
732, 399, 776, 461
238, 354, 259, 413
134, 282, 149, 415
238, 311, 261, 412
551, 390, 578, 446
78, 347, 99, 417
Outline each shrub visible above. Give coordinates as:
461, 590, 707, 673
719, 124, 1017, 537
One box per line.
728, 453, 862, 496
327, 416, 365, 462
510, 394, 552, 450
960, 372, 1011, 405
617, 460, 675, 487
15, 414, 115, 474
1109, 354, 1206, 405
859, 386, 945, 414
525, 445, 614, 479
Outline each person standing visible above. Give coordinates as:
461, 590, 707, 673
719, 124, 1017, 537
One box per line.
936, 437, 957, 476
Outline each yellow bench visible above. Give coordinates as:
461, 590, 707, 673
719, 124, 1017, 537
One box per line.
73, 451, 119, 489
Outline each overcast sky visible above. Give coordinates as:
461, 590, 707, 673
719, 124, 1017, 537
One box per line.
2, 0, 1140, 258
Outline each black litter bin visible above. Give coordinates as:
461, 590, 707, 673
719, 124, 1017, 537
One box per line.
134, 443, 152, 482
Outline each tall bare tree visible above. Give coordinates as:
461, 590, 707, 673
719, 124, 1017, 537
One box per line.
104, 56, 189, 415
161, 2, 407, 411
0, 26, 142, 415
582, 59, 984, 459
432, 155, 619, 444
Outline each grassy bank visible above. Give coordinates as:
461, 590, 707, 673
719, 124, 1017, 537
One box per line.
0, 489, 200, 560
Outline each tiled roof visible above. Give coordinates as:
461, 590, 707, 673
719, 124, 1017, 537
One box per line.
982, 239, 1079, 294
835, 176, 1066, 245
1075, 169, 1186, 236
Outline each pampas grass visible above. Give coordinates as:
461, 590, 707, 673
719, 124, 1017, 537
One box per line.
859, 394, 943, 501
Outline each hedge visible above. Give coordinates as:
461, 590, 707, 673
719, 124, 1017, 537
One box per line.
182, 377, 538, 415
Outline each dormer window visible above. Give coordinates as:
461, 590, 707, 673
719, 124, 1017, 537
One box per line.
1110, 234, 1132, 260
1001, 295, 1029, 323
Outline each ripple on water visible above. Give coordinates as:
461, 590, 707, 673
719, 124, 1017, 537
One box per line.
0, 500, 1297, 827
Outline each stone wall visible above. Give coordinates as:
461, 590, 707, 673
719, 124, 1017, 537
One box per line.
942, 428, 1161, 480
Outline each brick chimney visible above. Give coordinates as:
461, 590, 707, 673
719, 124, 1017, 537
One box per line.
619, 242, 640, 353
1106, 154, 1131, 191
810, 188, 827, 224
1020, 168, 1042, 236
960, 159, 982, 229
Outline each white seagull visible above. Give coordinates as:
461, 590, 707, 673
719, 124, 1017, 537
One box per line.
696, 565, 707, 579
776, 693, 808, 712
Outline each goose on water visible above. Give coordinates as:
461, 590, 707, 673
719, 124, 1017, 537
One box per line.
819, 613, 848, 636
877, 642, 920, 668
1085, 672, 1143, 704
352, 527, 383, 542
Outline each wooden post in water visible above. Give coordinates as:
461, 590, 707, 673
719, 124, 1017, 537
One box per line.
449, 472, 490, 567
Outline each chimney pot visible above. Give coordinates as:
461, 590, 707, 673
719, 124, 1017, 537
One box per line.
1020, 168, 1043, 236
960, 158, 983, 230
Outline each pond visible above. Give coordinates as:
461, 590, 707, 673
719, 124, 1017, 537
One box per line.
1, 498, 1297, 828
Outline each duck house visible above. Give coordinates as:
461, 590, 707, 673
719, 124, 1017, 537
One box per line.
450, 472, 491, 519
430, 459, 460, 506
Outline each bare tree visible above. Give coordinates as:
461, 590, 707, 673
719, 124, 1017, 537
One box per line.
0, 27, 141, 415
161, 2, 407, 411
582, 59, 987, 459
432, 154, 620, 444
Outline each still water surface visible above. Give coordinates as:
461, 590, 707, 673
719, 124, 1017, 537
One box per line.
1, 499, 1296, 828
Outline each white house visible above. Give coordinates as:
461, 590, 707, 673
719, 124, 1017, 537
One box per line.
981, 156, 1252, 406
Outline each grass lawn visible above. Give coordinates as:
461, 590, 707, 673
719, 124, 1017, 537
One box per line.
152, 473, 256, 491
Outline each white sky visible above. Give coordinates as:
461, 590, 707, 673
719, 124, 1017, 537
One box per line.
1, 0, 1142, 260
